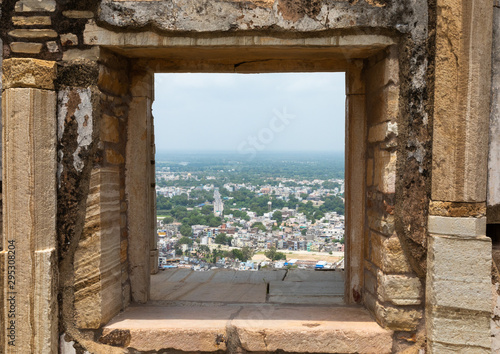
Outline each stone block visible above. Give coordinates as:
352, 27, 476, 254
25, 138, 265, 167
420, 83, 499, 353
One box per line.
3, 88, 57, 353
9, 42, 43, 54
428, 341, 490, 354
106, 149, 124, 165
373, 149, 396, 194
233, 305, 394, 354
98, 65, 129, 96
9, 29, 58, 39
427, 307, 491, 349
365, 48, 399, 92
368, 121, 398, 143
427, 234, 492, 312
12, 16, 51, 26
429, 200, 486, 217
61, 33, 78, 46
46, 41, 58, 53
366, 85, 399, 125
377, 271, 422, 306
126, 97, 153, 303
367, 208, 395, 235
370, 232, 412, 274
428, 215, 486, 237
283, 269, 343, 282
269, 281, 343, 297
34, 249, 58, 353
432, 0, 492, 203
63, 48, 100, 61
375, 301, 422, 331
130, 70, 154, 98
63, 10, 94, 18
3, 58, 56, 90
74, 167, 122, 329
101, 114, 120, 143
15, 0, 56, 12
346, 62, 364, 95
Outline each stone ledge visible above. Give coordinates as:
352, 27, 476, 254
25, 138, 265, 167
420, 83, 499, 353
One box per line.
102, 304, 393, 353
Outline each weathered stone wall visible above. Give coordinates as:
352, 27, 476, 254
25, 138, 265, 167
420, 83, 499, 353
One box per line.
1, 0, 498, 353
72, 48, 131, 329
426, 0, 493, 352
362, 47, 424, 351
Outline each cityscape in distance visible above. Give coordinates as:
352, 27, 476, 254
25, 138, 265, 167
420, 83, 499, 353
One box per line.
155, 151, 346, 272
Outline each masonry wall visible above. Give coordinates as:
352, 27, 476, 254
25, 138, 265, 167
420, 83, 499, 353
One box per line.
72, 48, 131, 329
363, 47, 423, 342
0, 0, 497, 353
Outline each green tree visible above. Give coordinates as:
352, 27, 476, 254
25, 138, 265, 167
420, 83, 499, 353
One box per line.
180, 224, 192, 236
178, 236, 193, 246
162, 216, 174, 224
251, 222, 267, 232
208, 216, 222, 227
230, 247, 254, 262
241, 246, 254, 262
272, 210, 283, 225
201, 204, 212, 215
301, 228, 307, 236
265, 247, 287, 261
215, 232, 229, 245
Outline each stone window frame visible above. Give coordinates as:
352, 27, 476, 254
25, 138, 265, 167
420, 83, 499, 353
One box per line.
92, 32, 401, 309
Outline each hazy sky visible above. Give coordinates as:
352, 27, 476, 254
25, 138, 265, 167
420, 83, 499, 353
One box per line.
153, 73, 345, 154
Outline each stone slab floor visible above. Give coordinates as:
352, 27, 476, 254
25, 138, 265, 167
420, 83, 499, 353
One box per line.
150, 269, 344, 305
101, 270, 393, 353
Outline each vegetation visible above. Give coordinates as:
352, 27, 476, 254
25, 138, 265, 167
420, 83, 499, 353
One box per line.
157, 153, 345, 241
214, 232, 233, 246
264, 247, 287, 261
251, 222, 267, 232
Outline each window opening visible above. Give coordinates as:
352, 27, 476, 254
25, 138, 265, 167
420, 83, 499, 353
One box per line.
151, 73, 346, 305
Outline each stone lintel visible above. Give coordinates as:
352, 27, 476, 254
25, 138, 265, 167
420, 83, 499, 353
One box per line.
83, 21, 396, 49
2, 58, 56, 90
427, 215, 486, 237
